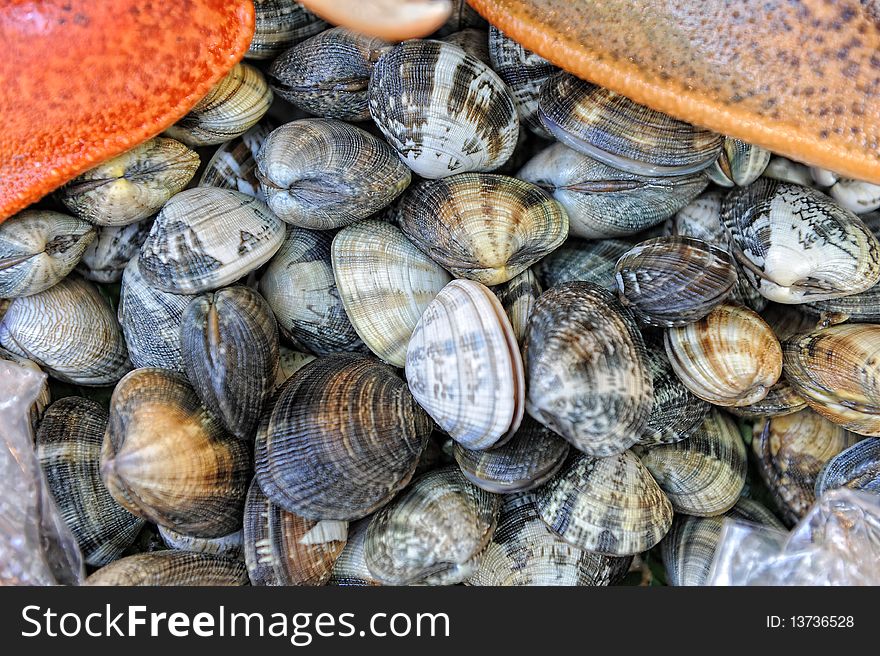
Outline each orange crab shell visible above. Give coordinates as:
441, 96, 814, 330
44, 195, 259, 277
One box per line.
0, 0, 256, 222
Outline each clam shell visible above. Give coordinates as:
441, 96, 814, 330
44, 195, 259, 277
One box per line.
752, 409, 862, 525
492, 267, 542, 348
118, 255, 194, 372
664, 303, 782, 407
615, 236, 737, 327
276, 346, 317, 385
328, 518, 381, 586
829, 178, 880, 214
666, 190, 727, 243
85, 552, 248, 586
763, 156, 814, 187
269, 27, 390, 121
453, 417, 569, 493
722, 180, 880, 303
256, 118, 411, 229
138, 187, 284, 294
398, 173, 568, 285
165, 63, 273, 147
538, 72, 723, 176
244, 479, 347, 586
256, 353, 432, 520
58, 138, 199, 226
332, 220, 451, 367
158, 525, 243, 559
707, 137, 770, 187
467, 493, 632, 586
247, 0, 328, 59
260, 227, 363, 355
369, 39, 519, 179
638, 410, 747, 516
77, 219, 152, 284
198, 122, 272, 199
441, 28, 490, 64
783, 324, 880, 436
406, 279, 525, 450
518, 143, 708, 238
524, 282, 653, 456
810, 166, 840, 188
815, 438, 880, 497
536, 450, 673, 556
101, 368, 252, 537
181, 285, 279, 439
0, 276, 130, 385
0, 210, 95, 297
436, 0, 488, 35
727, 378, 807, 419
534, 237, 631, 292
364, 467, 500, 585
36, 397, 144, 566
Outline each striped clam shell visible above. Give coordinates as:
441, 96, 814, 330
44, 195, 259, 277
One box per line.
328, 519, 382, 587
165, 63, 273, 147
538, 72, 723, 176
722, 180, 880, 303
467, 493, 632, 586
364, 467, 500, 586
0, 275, 130, 385
492, 267, 542, 348
369, 39, 519, 179
247, 0, 328, 60
405, 279, 525, 450
77, 219, 152, 284
85, 552, 248, 586
707, 137, 771, 188
138, 187, 285, 294
36, 397, 144, 566
727, 378, 807, 419
815, 438, 880, 497
397, 173, 568, 285
441, 28, 490, 65
332, 220, 451, 367
58, 137, 199, 226
0, 210, 95, 297
615, 236, 738, 328
158, 526, 243, 560
243, 479, 347, 586
524, 282, 653, 457
536, 450, 673, 556
199, 122, 272, 200
261, 226, 364, 356
534, 237, 631, 292
752, 409, 862, 526
518, 143, 708, 238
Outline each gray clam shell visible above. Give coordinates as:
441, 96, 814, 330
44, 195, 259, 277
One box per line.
85, 552, 248, 586
534, 237, 631, 292
815, 438, 880, 497
78, 219, 152, 284
247, 0, 328, 60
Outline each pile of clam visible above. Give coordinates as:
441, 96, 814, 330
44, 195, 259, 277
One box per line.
3, 0, 878, 587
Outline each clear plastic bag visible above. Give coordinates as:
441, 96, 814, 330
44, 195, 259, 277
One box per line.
708, 488, 880, 586
0, 360, 84, 585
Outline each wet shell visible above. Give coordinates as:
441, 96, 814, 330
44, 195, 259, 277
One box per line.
406, 279, 525, 450
707, 137, 771, 188
36, 397, 144, 566
181, 286, 280, 439
247, 0, 328, 59
138, 187, 284, 294
77, 219, 152, 284
664, 303, 782, 407
118, 255, 194, 372
58, 138, 199, 226
328, 518, 381, 586
468, 493, 631, 586
369, 39, 519, 179
752, 409, 862, 525
722, 180, 880, 303
332, 220, 451, 367
492, 268, 541, 348
256, 119, 411, 229
524, 282, 653, 456
615, 236, 737, 327
256, 353, 432, 520
536, 451, 673, 556
637, 410, 747, 516
538, 72, 723, 176
398, 173, 568, 285
85, 552, 248, 586
364, 467, 500, 585
783, 324, 880, 436
666, 190, 727, 244
269, 27, 391, 121
518, 143, 708, 238
158, 526, 243, 559
165, 63, 273, 147
260, 227, 363, 355
453, 417, 569, 493
244, 479, 347, 586
0, 210, 95, 297
534, 237, 631, 292
661, 497, 783, 586
101, 368, 252, 537
199, 122, 272, 199
815, 438, 880, 497
0, 276, 130, 385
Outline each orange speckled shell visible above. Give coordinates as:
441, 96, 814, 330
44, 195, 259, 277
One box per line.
0, 0, 255, 221
469, 0, 880, 184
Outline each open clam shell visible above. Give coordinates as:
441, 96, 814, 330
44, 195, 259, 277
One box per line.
815, 438, 880, 497
85, 552, 248, 586
406, 279, 525, 450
